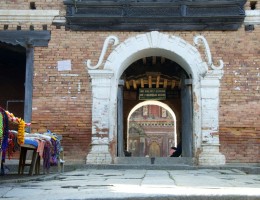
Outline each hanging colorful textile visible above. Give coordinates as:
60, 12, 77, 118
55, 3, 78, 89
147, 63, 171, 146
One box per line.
0, 108, 9, 154
43, 141, 51, 170
0, 113, 3, 150
4, 110, 30, 145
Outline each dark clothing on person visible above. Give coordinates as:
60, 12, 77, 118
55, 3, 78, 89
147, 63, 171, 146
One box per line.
170, 142, 182, 157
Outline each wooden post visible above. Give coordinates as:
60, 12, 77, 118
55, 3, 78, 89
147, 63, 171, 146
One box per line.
117, 80, 124, 157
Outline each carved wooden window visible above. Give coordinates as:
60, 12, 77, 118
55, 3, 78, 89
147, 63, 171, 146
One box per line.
63, 0, 246, 31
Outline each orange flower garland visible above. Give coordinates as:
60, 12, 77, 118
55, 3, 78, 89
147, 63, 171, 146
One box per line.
5, 111, 30, 145
17, 119, 25, 145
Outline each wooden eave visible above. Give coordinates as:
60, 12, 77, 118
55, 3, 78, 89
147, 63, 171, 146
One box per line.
125, 73, 180, 90
63, 0, 246, 31
0, 31, 51, 47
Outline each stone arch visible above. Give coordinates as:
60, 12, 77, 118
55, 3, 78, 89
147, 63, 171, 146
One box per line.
104, 31, 205, 152
87, 31, 225, 165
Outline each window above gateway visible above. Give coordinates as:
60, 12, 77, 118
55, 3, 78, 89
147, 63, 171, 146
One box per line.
63, 0, 246, 31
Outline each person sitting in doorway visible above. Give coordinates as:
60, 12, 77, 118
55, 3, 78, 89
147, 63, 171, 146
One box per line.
170, 142, 182, 157
169, 147, 177, 156
124, 150, 132, 157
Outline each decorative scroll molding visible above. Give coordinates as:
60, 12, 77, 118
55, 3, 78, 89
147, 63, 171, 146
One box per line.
193, 35, 224, 70
86, 36, 119, 70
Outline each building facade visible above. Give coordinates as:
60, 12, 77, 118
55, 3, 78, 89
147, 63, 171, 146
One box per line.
0, 0, 259, 165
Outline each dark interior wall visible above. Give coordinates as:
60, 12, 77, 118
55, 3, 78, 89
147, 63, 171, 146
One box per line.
0, 42, 26, 119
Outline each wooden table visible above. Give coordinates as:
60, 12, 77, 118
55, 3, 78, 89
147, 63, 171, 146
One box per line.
18, 144, 40, 175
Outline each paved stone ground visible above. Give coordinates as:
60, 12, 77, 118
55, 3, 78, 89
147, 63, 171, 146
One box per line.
1, 168, 260, 200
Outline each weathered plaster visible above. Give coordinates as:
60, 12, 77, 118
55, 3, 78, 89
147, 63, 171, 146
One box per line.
0, 10, 59, 24
86, 31, 226, 165
245, 10, 260, 25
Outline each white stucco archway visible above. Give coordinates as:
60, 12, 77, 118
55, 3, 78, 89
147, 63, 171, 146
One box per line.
86, 31, 226, 165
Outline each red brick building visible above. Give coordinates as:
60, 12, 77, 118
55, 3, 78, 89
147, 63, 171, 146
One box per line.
0, 0, 259, 165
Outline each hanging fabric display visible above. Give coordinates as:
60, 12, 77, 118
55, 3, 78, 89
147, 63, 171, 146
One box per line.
0, 107, 9, 154
1, 106, 62, 175
0, 113, 3, 150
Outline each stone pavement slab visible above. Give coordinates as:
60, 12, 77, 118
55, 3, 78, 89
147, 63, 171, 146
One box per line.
0, 168, 259, 200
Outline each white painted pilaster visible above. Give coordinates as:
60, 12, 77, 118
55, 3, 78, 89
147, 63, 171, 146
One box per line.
198, 70, 226, 165
86, 70, 114, 164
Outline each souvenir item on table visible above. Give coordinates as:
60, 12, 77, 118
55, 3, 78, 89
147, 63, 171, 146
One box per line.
1, 107, 62, 173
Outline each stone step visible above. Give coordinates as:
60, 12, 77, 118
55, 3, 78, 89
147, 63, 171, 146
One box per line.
114, 157, 195, 165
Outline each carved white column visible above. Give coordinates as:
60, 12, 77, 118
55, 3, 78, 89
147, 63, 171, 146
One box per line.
194, 35, 225, 165
198, 70, 226, 165
86, 70, 114, 164
85, 35, 119, 164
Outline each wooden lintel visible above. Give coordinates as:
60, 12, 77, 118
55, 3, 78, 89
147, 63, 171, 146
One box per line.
152, 56, 156, 65
156, 75, 160, 88
133, 80, 137, 90
126, 81, 130, 90
148, 76, 152, 88
163, 79, 168, 88
171, 80, 176, 89
141, 79, 144, 88
161, 57, 165, 64
178, 80, 182, 88
142, 57, 146, 65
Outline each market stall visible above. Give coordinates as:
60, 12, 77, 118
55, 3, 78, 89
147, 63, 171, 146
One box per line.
0, 107, 63, 175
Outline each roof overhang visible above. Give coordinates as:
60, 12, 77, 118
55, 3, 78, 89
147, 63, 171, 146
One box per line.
0, 31, 51, 47
63, 0, 246, 31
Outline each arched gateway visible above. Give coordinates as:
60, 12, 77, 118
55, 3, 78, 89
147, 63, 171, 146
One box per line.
86, 31, 225, 166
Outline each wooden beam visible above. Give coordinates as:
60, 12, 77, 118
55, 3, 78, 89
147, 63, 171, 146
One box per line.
156, 75, 160, 88
142, 57, 146, 64
64, 1, 246, 31
126, 81, 130, 90
152, 56, 156, 65
133, 80, 137, 90
161, 57, 165, 64
0, 30, 51, 47
148, 76, 152, 88
178, 80, 182, 88
171, 80, 176, 89
141, 79, 144, 88
163, 79, 168, 88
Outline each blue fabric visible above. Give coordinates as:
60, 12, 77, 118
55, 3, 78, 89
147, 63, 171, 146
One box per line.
24, 138, 38, 147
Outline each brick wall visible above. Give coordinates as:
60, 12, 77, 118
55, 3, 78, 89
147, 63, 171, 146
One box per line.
217, 27, 260, 163
220, 128, 259, 163
0, 0, 65, 11
0, 0, 259, 164
30, 27, 96, 163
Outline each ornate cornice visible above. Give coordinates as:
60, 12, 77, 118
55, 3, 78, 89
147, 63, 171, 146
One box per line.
63, 0, 246, 31
0, 10, 59, 24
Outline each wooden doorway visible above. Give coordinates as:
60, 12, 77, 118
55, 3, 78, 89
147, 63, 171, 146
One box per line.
0, 42, 26, 126
118, 56, 192, 158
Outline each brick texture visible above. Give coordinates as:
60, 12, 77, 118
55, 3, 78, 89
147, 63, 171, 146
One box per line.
0, 0, 259, 164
